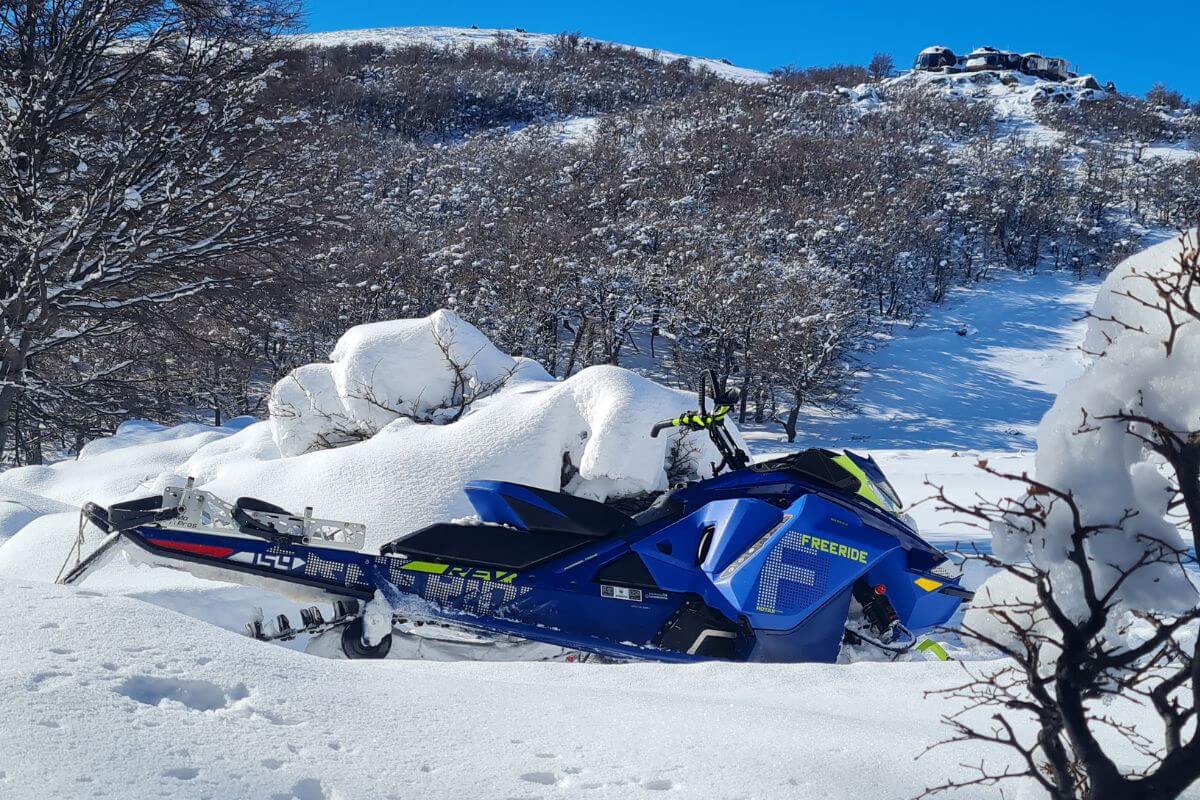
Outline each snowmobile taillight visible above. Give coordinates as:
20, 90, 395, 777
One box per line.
874, 584, 887, 596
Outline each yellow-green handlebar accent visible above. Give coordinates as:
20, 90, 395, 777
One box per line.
670, 405, 732, 430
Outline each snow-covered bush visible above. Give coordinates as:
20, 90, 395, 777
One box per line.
268, 311, 543, 455
931, 230, 1200, 800
987, 232, 1200, 618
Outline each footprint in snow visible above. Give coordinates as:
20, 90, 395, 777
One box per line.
520, 772, 559, 785
163, 767, 199, 781
27, 671, 71, 691
642, 779, 674, 791
271, 777, 331, 800
115, 675, 248, 712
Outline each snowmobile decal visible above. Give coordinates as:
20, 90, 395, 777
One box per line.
446, 566, 518, 584
398, 560, 449, 575
796, 533, 869, 564
398, 560, 519, 584
145, 538, 234, 559
229, 550, 307, 571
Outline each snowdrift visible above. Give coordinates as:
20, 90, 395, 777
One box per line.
0, 311, 731, 579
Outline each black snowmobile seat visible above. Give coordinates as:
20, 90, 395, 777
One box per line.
468, 481, 637, 538
380, 485, 640, 571
381, 523, 595, 571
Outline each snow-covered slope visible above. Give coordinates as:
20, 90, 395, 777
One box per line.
2, 579, 1175, 800
293, 26, 769, 84
771, 270, 1101, 451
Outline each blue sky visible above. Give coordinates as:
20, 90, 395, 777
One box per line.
303, 1, 1197, 99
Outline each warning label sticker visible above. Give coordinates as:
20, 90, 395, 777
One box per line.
601, 584, 643, 602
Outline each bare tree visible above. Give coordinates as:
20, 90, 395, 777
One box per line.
0, 0, 309, 460
869, 52, 895, 82
919, 231, 1200, 800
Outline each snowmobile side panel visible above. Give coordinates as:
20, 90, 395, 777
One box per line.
748, 585, 855, 663
711, 493, 901, 634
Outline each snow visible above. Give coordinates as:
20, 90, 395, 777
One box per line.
2, 579, 1176, 800
512, 115, 602, 145
1142, 142, 1200, 163
292, 27, 769, 85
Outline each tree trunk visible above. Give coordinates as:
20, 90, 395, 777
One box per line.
782, 395, 801, 443
562, 316, 589, 378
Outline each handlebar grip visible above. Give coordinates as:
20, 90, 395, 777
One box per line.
650, 420, 675, 438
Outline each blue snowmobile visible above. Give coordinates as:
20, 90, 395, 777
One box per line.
60, 372, 971, 662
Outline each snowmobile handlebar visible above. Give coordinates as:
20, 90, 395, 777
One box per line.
651, 370, 741, 438
650, 407, 733, 438
651, 372, 751, 476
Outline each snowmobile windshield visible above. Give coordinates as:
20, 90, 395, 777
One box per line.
865, 474, 903, 515
838, 451, 904, 516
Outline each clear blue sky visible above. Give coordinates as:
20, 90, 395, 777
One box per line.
303, 1, 1197, 99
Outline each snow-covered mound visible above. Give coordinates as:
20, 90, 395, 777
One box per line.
0, 311, 734, 579
1085, 229, 1199, 354
992, 230, 1199, 617
293, 26, 769, 84
269, 310, 548, 455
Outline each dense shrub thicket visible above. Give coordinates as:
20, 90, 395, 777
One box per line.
5, 30, 1199, 458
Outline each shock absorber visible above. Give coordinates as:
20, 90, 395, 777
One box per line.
853, 579, 899, 636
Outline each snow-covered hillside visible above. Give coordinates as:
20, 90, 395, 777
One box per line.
876, 68, 1108, 109
294, 26, 769, 84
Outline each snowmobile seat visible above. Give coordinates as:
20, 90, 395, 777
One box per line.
464, 481, 636, 538
380, 523, 596, 571
631, 490, 686, 528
